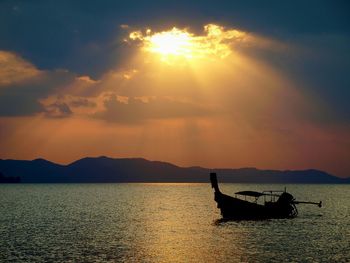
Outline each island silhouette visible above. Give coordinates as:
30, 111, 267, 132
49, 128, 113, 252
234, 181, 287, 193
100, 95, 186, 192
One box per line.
0, 156, 349, 183
0, 171, 21, 183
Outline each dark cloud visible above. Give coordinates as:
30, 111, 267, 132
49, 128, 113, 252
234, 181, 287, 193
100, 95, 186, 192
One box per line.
0, 69, 75, 116
95, 94, 212, 123
44, 102, 72, 118
70, 97, 96, 108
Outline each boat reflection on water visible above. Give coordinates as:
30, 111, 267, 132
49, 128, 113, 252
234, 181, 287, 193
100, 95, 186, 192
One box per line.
210, 173, 322, 220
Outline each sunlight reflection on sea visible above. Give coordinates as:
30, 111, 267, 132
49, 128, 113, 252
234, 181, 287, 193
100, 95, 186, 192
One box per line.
0, 183, 349, 262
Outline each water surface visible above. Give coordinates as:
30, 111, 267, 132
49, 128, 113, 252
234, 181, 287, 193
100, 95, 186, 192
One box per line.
0, 183, 349, 262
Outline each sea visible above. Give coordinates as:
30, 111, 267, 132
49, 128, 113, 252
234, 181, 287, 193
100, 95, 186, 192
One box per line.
0, 183, 349, 262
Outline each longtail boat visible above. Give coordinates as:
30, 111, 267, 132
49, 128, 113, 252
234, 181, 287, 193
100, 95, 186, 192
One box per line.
210, 173, 322, 219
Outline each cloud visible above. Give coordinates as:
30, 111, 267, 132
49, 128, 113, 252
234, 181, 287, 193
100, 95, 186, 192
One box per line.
70, 97, 96, 108
127, 24, 287, 63
0, 49, 212, 120
0, 20, 348, 128
95, 94, 213, 123
0, 51, 76, 116
1, 1, 348, 78
0, 51, 40, 86
40, 95, 98, 118
1, 24, 348, 128
44, 102, 72, 118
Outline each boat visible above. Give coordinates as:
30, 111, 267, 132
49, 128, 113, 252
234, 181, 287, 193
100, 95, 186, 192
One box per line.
210, 172, 322, 220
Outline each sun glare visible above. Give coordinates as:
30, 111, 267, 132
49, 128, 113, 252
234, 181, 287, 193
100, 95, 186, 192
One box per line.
148, 28, 194, 58
129, 24, 248, 63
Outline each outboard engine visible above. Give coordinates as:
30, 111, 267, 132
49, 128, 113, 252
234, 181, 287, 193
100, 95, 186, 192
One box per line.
277, 192, 298, 217
277, 192, 295, 204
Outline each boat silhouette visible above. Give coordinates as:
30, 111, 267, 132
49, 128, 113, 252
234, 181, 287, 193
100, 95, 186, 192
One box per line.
210, 172, 322, 220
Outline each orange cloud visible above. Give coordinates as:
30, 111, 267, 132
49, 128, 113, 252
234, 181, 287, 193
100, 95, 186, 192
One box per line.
0, 51, 41, 86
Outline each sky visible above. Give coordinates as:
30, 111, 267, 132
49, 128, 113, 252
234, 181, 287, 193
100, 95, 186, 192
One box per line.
0, 0, 349, 177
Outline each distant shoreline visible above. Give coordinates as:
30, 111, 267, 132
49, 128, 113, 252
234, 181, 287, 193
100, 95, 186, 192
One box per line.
1, 157, 349, 184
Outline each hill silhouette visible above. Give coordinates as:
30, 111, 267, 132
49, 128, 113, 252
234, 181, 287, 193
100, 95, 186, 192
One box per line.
0, 156, 348, 183
0, 171, 21, 183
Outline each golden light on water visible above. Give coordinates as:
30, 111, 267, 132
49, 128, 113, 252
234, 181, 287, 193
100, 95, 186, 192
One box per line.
129, 24, 249, 63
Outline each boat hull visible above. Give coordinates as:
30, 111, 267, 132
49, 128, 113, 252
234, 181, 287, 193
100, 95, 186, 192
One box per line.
214, 191, 297, 220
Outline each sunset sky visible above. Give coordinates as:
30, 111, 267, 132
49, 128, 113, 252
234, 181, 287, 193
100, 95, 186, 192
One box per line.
0, 1, 349, 177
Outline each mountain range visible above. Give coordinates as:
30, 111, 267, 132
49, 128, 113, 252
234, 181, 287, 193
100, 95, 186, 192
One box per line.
0, 156, 349, 183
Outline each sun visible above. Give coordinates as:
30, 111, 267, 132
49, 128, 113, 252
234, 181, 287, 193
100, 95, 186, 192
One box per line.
128, 24, 247, 63
147, 28, 194, 58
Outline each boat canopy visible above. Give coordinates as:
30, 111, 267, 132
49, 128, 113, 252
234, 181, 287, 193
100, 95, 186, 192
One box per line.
235, 191, 264, 197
